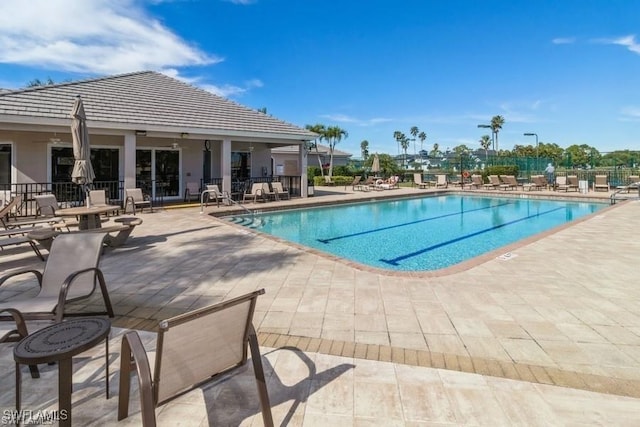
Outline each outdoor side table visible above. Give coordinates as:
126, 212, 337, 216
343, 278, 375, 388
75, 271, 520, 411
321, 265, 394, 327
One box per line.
13, 318, 111, 427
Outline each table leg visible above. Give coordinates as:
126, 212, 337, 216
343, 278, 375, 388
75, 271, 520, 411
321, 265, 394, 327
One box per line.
15, 362, 21, 411
105, 336, 110, 399
59, 357, 72, 427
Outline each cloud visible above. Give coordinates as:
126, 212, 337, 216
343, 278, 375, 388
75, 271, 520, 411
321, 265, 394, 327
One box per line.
620, 106, 640, 121
0, 0, 219, 75
198, 79, 264, 97
552, 37, 576, 44
223, 0, 256, 4
609, 35, 640, 55
320, 113, 392, 126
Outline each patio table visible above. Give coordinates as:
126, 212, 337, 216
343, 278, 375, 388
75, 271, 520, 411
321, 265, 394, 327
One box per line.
57, 205, 120, 230
13, 318, 111, 427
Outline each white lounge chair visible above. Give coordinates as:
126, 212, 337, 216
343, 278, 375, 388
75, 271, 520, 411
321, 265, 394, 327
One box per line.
124, 189, 152, 215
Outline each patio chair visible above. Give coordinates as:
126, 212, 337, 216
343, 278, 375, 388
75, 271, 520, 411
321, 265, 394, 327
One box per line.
0, 232, 114, 323
593, 175, 610, 192
413, 173, 429, 189
243, 183, 265, 203
434, 174, 448, 189
32, 194, 76, 230
618, 175, 640, 193
261, 183, 276, 201
499, 175, 518, 190
346, 175, 362, 190
0, 308, 39, 378
272, 181, 290, 200
183, 182, 201, 202
124, 188, 152, 215
89, 189, 119, 216
557, 175, 578, 192
118, 289, 273, 427
202, 184, 229, 207
484, 175, 501, 190
469, 174, 484, 189
523, 175, 543, 191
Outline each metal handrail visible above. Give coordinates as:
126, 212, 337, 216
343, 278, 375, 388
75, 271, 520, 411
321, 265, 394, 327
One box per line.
199, 190, 253, 215
610, 182, 640, 204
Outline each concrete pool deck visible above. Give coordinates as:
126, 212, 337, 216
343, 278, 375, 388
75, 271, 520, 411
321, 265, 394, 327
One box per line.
1, 186, 639, 425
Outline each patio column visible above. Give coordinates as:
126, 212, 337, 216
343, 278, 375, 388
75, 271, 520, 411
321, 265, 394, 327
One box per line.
299, 144, 308, 197
221, 138, 232, 194
124, 133, 136, 189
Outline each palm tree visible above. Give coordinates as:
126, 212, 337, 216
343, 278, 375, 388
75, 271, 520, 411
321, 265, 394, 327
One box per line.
399, 135, 410, 169
360, 140, 369, 160
430, 142, 440, 158
325, 125, 348, 177
393, 130, 402, 156
479, 134, 491, 161
305, 123, 327, 176
490, 115, 505, 151
410, 126, 419, 156
418, 131, 426, 152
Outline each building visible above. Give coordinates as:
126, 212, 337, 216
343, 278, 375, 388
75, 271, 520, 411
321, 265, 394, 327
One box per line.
271, 143, 352, 174
0, 71, 316, 204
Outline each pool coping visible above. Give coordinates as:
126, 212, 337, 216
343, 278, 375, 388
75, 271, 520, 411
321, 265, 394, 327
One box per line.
214, 192, 622, 278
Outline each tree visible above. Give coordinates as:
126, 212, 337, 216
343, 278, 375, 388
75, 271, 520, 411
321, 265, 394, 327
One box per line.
393, 130, 402, 156
26, 77, 55, 87
399, 134, 409, 168
257, 107, 267, 114
365, 153, 401, 176
564, 144, 600, 168
305, 124, 327, 176
430, 142, 440, 158
360, 140, 369, 160
490, 115, 505, 151
325, 125, 348, 177
479, 135, 491, 160
418, 131, 426, 153
410, 126, 419, 156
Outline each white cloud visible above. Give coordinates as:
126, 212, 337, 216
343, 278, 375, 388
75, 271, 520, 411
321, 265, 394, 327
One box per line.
198, 79, 264, 97
224, 0, 256, 4
609, 35, 640, 55
320, 113, 392, 126
552, 37, 576, 44
0, 0, 219, 75
620, 106, 640, 121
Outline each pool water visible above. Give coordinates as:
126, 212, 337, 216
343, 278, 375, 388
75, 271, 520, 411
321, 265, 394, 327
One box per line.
227, 195, 606, 271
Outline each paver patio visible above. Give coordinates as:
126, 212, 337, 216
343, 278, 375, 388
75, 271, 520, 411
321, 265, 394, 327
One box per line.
1, 186, 639, 425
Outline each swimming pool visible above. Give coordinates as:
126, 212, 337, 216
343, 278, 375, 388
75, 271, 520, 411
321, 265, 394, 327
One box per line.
227, 195, 606, 271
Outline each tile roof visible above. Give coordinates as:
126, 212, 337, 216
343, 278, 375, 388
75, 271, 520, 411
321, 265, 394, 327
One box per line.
0, 71, 315, 139
272, 143, 352, 157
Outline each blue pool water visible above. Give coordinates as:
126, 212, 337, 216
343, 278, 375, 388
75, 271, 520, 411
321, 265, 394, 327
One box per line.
228, 195, 606, 271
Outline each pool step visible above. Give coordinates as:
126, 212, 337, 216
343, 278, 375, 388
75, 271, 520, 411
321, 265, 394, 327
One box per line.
227, 216, 264, 228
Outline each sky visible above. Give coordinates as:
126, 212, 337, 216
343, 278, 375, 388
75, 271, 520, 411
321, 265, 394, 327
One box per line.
1, 0, 639, 157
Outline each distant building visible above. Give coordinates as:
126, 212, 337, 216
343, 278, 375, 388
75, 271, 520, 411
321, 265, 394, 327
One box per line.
271, 143, 352, 174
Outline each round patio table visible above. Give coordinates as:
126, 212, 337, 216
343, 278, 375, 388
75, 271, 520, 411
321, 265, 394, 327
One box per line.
13, 318, 111, 427
57, 205, 120, 230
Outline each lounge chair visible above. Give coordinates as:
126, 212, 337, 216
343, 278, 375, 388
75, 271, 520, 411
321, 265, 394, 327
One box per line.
0, 308, 39, 378
183, 182, 201, 202
0, 195, 67, 230
469, 174, 484, 189
272, 181, 290, 200
556, 175, 578, 192
347, 175, 362, 190
118, 289, 273, 427
499, 175, 518, 191
593, 175, 610, 192
433, 174, 448, 189
124, 188, 152, 215
523, 175, 543, 191
202, 184, 229, 207
484, 175, 501, 190
413, 173, 429, 189
243, 183, 265, 203
0, 232, 114, 322
618, 175, 640, 192
323, 175, 335, 186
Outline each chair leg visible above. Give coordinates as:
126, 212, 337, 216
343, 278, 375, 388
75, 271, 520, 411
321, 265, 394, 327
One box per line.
118, 331, 156, 426
248, 326, 274, 427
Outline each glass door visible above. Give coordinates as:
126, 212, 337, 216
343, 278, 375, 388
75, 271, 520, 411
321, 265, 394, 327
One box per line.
136, 148, 180, 199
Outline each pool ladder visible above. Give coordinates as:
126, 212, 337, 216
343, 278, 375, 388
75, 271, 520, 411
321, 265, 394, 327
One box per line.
200, 190, 253, 215
610, 182, 640, 205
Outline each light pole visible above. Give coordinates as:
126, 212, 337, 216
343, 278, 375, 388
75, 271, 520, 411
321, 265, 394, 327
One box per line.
523, 132, 538, 172
477, 124, 494, 151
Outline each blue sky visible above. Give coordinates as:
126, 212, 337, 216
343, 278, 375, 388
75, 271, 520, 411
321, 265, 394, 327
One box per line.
1, 0, 639, 157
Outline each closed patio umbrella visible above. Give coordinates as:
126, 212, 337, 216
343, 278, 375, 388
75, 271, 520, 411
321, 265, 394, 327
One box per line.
371, 154, 381, 177
70, 95, 95, 203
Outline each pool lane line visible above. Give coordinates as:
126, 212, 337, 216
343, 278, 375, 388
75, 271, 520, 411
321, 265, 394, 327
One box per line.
316, 201, 514, 244
380, 206, 565, 266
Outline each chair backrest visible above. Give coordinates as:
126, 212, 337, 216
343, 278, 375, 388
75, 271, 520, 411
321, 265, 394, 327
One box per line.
595, 175, 607, 185
471, 175, 482, 185
567, 175, 579, 185
413, 173, 423, 185
0, 196, 20, 222
272, 182, 286, 193
489, 175, 500, 185
205, 184, 221, 194
628, 175, 640, 185
154, 289, 263, 404
503, 175, 517, 185
556, 176, 566, 186
351, 176, 361, 185
250, 183, 263, 195
125, 188, 144, 202
436, 174, 447, 184
186, 182, 199, 193
34, 194, 59, 217
39, 232, 107, 300
89, 189, 107, 206
261, 182, 273, 193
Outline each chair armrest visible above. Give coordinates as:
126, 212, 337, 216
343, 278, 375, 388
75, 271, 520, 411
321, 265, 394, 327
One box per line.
118, 330, 155, 424
56, 266, 108, 322
0, 308, 28, 340
0, 269, 43, 288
